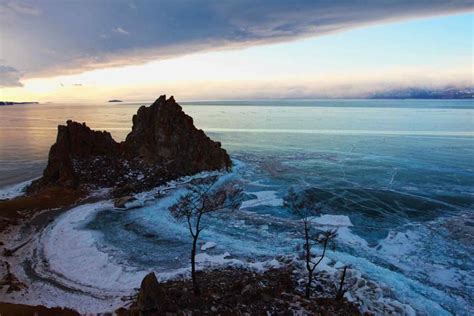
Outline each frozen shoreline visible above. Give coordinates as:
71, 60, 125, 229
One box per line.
0, 185, 414, 314
0, 202, 413, 314
0, 178, 37, 200
1, 166, 472, 314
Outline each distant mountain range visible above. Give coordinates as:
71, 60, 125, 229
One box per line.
369, 87, 473, 99
0, 101, 39, 106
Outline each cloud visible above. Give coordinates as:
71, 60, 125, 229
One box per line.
0, 65, 23, 87
113, 27, 130, 35
0, 0, 472, 79
0, 1, 41, 16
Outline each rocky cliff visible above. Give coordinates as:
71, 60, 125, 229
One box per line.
37, 121, 121, 189
28, 95, 231, 195
125, 95, 231, 174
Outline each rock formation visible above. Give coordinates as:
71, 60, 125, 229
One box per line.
137, 272, 166, 313
36, 121, 121, 189
124, 267, 361, 315
28, 95, 231, 196
125, 95, 231, 174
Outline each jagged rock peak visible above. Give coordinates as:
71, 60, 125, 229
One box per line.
59, 120, 119, 157
33, 120, 120, 189
29, 95, 231, 194
125, 95, 231, 173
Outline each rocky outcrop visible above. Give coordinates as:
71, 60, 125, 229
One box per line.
125, 95, 231, 175
28, 95, 231, 195
137, 272, 166, 313
0, 303, 79, 316
35, 121, 120, 189
124, 267, 361, 315
113, 195, 136, 208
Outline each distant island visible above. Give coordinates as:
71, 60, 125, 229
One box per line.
0, 101, 39, 106
108, 99, 123, 102
369, 87, 473, 99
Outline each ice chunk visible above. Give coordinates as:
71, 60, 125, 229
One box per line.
201, 241, 217, 251
240, 190, 283, 208
309, 214, 353, 227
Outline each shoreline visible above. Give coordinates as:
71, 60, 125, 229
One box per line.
0, 174, 417, 315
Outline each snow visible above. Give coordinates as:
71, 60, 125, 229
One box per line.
2, 195, 447, 315
240, 190, 283, 209
372, 218, 474, 305
0, 178, 36, 199
41, 201, 147, 292
309, 214, 353, 227
309, 214, 368, 247
1, 163, 469, 315
328, 250, 453, 316
195, 252, 232, 264
0, 200, 147, 313
201, 241, 217, 251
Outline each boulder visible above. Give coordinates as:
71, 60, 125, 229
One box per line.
113, 195, 136, 208
137, 272, 165, 313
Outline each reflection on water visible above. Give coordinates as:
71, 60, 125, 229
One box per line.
0, 102, 140, 186
1, 99, 473, 188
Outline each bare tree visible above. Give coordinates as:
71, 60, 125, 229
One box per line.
169, 180, 242, 296
336, 265, 348, 301
284, 188, 338, 299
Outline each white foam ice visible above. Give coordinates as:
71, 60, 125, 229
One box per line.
371, 220, 474, 314
3, 164, 469, 315
240, 190, 283, 209
290, 213, 471, 315
309, 214, 353, 227
1, 169, 250, 312
1, 200, 148, 313
196, 252, 232, 264
0, 178, 36, 199
310, 213, 474, 315
195, 252, 283, 272
201, 241, 217, 251
327, 249, 453, 316
309, 214, 368, 248
152, 253, 283, 285
41, 201, 147, 292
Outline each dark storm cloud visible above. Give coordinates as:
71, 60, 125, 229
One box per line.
0, 0, 472, 81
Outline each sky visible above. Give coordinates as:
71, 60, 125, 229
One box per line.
0, 0, 473, 102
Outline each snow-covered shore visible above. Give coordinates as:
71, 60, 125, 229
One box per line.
1, 176, 419, 315
1, 161, 473, 314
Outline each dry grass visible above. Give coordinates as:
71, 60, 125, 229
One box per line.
0, 187, 85, 233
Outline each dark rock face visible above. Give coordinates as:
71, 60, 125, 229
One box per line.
34, 120, 121, 189
137, 272, 166, 313
29, 96, 231, 195
113, 195, 136, 208
125, 95, 231, 174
